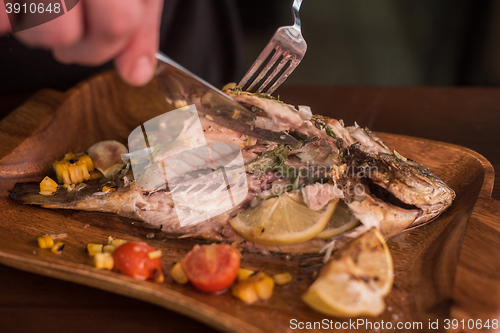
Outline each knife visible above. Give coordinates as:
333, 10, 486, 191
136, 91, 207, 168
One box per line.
154, 52, 299, 145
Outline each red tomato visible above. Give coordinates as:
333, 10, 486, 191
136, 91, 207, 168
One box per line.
113, 241, 162, 281
182, 244, 240, 293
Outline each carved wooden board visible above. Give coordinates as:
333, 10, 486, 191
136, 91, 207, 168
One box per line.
0, 72, 496, 332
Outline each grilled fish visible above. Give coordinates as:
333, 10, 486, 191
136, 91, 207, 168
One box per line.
10, 88, 455, 253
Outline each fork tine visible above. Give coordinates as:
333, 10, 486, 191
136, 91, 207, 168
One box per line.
246, 48, 283, 93
238, 42, 278, 90
257, 55, 293, 94
240, 0, 306, 94
263, 57, 301, 95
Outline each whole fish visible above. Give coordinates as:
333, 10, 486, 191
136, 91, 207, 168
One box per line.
10, 88, 455, 253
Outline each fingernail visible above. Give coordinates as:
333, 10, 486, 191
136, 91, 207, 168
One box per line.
129, 56, 153, 86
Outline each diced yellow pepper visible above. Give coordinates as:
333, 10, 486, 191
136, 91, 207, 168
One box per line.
147, 250, 162, 260
94, 252, 114, 270
39, 176, 58, 196
102, 186, 116, 193
87, 243, 103, 256
237, 268, 255, 282
254, 274, 274, 300
63, 152, 75, 160
38, 235, 54, 249
272, 272, 292, 285
102, 245, 116, 254
170, 261, 188, 284
51, 242, 65, 254
111, 239, 127, 248
89, 170, 103, 180
78, 154, 94, 172
232, 281, 259, 304
53, 154, 94, 185
231, 272, 274, 304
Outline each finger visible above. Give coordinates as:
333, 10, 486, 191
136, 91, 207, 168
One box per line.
15, 2, 84, 48
0, 1, 13, 34
114, 0, 164, 86
53, 0, 145, 66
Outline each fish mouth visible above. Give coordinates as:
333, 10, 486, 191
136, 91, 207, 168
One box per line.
366, 180, 420, 211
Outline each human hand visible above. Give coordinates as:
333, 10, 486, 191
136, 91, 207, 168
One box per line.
0, 0, 164, 86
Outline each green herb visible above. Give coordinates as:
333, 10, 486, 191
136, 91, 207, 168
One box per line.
245, 144, 290, 173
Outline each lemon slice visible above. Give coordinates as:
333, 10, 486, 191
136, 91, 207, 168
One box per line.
302, 228, 393, 317
229, 192, 336, 246
315, 200, 360, 239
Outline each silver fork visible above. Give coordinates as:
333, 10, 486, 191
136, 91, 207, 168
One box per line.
239, 0, 307, 95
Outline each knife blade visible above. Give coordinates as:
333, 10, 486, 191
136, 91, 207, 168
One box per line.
154, 52, 299, 145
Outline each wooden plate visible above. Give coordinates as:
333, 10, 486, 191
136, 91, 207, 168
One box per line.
0, 72, 496, 333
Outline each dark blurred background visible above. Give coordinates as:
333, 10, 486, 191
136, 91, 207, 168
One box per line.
1, 0, 500, 94
241, 0, 497, 86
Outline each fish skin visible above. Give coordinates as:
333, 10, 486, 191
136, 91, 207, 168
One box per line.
9, 93, 455, 253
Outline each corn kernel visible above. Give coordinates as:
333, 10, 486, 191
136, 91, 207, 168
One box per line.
63, 152, 75, 160
170, 261, 188, 284
231, 272, 274, 304
78, 162, 91, 181
254, 273, 274, 300
102, 186, 116, 193
94, 252, 114, 270
231, 281, 259, 304
272, 272, 292, 285
87, 243, 103, 256
78, 155, 94, 172
147, 250, 162, 260
237, 268, 255, 282
38, 235, 54, 249
103, 245, 116, 254
51, 242, 65, 254
39, 176, 58, 196
52, 154, 94, 185
111, 239, 127, 248
89, 170, 102, 180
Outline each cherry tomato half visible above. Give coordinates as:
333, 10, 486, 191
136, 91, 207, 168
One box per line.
182, 244, 240, 293
113, 241, 162, 281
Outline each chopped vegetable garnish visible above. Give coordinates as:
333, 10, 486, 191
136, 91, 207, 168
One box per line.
38, 235, 54, 249
237, 268, 255, 282
110, 239, 127, 248
147, 249, 162, 260
273, 272, 292, 285
39, 176, 58, 196
53, 154, 94, 185
51, 242, 65, 254
231, 272, 274, 304
94, 252, 114, 270
171, 261, 188, 284
102, 245, 116, 254
87, 243, 103, 256
102, 186, 115, 193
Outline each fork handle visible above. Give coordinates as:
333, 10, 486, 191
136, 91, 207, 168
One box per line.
292, 0, 303, 29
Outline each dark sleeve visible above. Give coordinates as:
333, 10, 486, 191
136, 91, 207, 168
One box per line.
0, 0, 245, 94
160, 0, 246, 86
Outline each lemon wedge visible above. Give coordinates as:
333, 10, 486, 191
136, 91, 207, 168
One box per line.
315, 200, 360, 239
229, 191, 336, 246
302, 228, 393, 317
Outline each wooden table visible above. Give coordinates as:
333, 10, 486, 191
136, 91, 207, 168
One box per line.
0, 85, 499, 332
